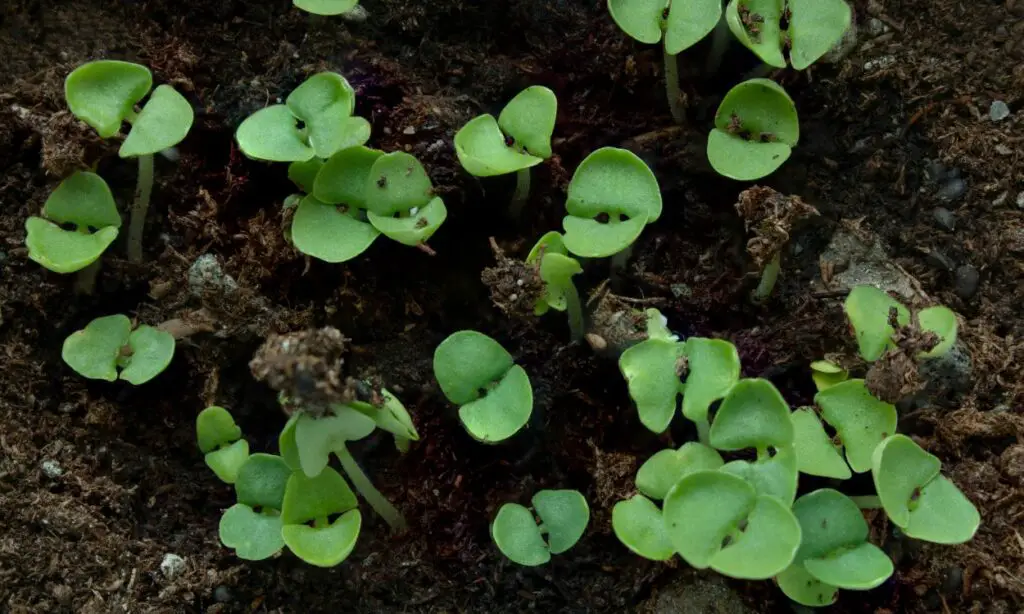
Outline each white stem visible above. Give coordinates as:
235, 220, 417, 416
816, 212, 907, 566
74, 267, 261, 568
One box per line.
334, 443, 408, 533
509, 167, 531, 218
74, 260, 101, 295
663, 49, 684, 124
128, 154, 154, 263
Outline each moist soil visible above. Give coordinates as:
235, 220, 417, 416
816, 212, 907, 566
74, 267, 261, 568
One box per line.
2, 1, 1023, 612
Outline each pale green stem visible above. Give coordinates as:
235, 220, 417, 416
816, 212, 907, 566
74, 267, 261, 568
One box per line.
565, 282, 585, 343
611, 244, 634, 274
752, 251, 781, 303
509, 167, 531, 219
334, 443, 408, 533
663, 48, 684, 124
127, 154, 154, 263
850, 495, 883, 510
705, 15, 731, 74
74, 259, 101, 295
696, 418, 711, 445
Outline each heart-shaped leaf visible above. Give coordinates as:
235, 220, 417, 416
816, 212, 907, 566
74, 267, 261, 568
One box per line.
365, 151, 433, 216
366, 196, 447, 246
637, 442, 723, 501
533, 489, 589, 554
291, 195, 380, 263
537, 252, 582, 313
454, 114, 543, 177
119, 324, 175, 384
65, 60, 152, 138
707, 79, 799, 181
314, 146, 384, 208
25, 219, 120, 274
282, 509, 362, 567
492, 503, 550, 566
790, 407, 851, 479
619, 337, 686, 433
607, 0, 665, 45
196, 406, 243, 454
710, 378, 794, 451
788, 0, 852, 70
219, 503, 285, 561
286, 72, 358, 159
816, 379, 896, 473
776, 563, 839, 607
720, 445, 798, 504
612, 494, 675, 560
681, 337, 741, 424
433, 330, 515, 405
205, 440, 250, 484
917, 306, 958, 358
235, 454, 292, 510
664, 0, 723, 55
43, 171, 122, 230
120, 85, 194, 157
844, 286, 910, 362
294, 407, 377, 477
236, 105, 315, 162
457, 365, 533, 443
498, 86, 557, 159
724, 0, 786, 68
61, 314, 131, 381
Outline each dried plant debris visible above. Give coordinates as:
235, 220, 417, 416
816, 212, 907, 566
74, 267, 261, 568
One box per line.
249, 327, 356, 415
734, 185, 818, 269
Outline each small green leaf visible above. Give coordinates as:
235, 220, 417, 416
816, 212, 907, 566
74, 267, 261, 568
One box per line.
345, 388, 420, 442
278, 414, 302, 472
664, 0, 723, 55
61, 315, 132, 381
537, 252, 582, 312
282, 509, 361, 567
294, 407, 376, 477
291, 195, 379, 263
457, 365, 533, 442
725, 0, 786, 68
492, 503, 550, 566
288, 158, 324, 193
433, 331, 515, 405
43, 171, 121, 230
120, 85, 194, 157
205, 440, 250, 484
776, 563, 839, 607
526, 231, 569, 263
562, 148, 662, 258
281, 466, 359, 524
498, 86, 557, 159
314, 146, 384, 208
454, 114, 542, 177
533, 489, 589, 554
788, 0, 853, 70
612, 494, 675, 561
365, 151, 433, 216
816, 379, 896, 473
707, 130, 793, 181
196, 406, 243, 453
607, 0, 664, 45
235, 105, 315, 162
119, 324, 175, 385
791, 408, 851, 480
844, 286, 910, 362
637, 442, 724, 501
219, 503, 285, 561
710, 378, 795, 451
898, 475, 980, 544
917, 306, 958, 358
366, 196, 447, 246
619, 337, 686, 433
286, 73, 359, 159
681, 337, 741, 424
804, 543, 893, 591
707, 79, 798, 181
235, 453, 292, 510
293, 0, 359, 15
810, 359, 848, 392
720, 446, 798, 504
25, 219, 119, 274
65, 60, 152, 138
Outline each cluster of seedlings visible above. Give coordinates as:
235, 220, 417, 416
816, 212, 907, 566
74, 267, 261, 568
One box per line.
31, 2, 982, 609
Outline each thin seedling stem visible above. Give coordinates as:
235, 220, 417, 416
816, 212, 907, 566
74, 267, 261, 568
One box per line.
663, 49, 685, 124
335, 443, 408, 533
752, 251, 781, 303
127, 153, 154, 263
565, 283, 585, 342
74, 259, 101, 295
509, 167, 531, 218
696, 418, 711, 445
705, 13, 732, 74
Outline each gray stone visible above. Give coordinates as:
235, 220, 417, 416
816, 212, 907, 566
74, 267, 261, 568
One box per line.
925, 250, 954, 272
935, 177, 967, 202
644, 572, 755, 614
41, 460, 63, 478
932, 207, 957, 231
920, 342, 973, 398
817, 228, 925, 301
989, 100, 1011, 122
160, 553, 186, 581
214, 586, 234, 603
188, 254, 238, 297
954, 265, 980, 299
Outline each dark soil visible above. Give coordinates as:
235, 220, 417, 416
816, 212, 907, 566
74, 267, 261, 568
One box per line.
2, 1, 1023, 612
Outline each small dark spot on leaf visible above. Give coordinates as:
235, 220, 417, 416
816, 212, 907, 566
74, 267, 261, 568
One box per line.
821, 519, 828, 529
737, 519, 749, 532
661, 7, 670, 20
295, 120, 306, 130
415, 218, 428, 229
377, 176, 388, 188
336, 204, 349, 214
910, 487, 921, 502
596, 212, 611, 224
504, 134, 515, 148
721, 534, 733, 548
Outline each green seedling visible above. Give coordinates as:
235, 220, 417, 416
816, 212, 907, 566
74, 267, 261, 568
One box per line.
790, 407, 851, 480
814, 379, 896, 474
197, 406, 250, 483
491, 489, 590, 566
293, 0, 358, 15
454, 86, 557, 216
61, 314, 175, 384
25, 172, 121, 279
844, 285, 958, 361
219, 453, 291, 561
236, 72, 370, 162
809, 359, 848, 392
281, 466, 362, 567
726, 0, 852, 70
65, 60, 194, 263
562, 147, 662, 264
777, 489, 894, 607
607, 0, 723, 122
526, 232, 585, 341
433, 331, 534, 442
707, 78, 799, 180
363, 150, 447, 250
871, 435, 980, 544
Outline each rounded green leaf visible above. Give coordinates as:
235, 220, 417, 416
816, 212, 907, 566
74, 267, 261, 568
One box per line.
288, 158, 324, 194
282, 509, 361, 567
917, 306, 957, 358
811, 359, 849, 392
663, 471, 800, 578
491, 503, 550, 566
454, 114, 542, 177
25, 219, 119, 273
119, 85, 193, 157
720, 446, 798, 504
777, 563, 839, 607
791, 408, 852, 480
65, 60, 152, 138
804, 543, 893, 590
816, 379, 897, 473
43, 171, 121, 229
366, 196, 447, 246
664, 0, 723, 55
235, 105, 315, 162
724, 0, 785, 68
235, 453, 292, 510
707, 129, 793, 181
219, 503, 285, 561
286, 72, 358, 159
294, 407, 376, 477
619, 338, 686, 433
681, 337, 740, 424
563, 147, 662, 258
788, 0, 853, 70
537, 252, 582, 312
281, 466, 358, 524
526, 231, 569, 263
313, 146, 384, 208
278, 414, 302, 472
637, 442, 724, 501
365, 151, 433, 216
458, 365, 533, 442
710, 378, 794, 451
196, 405, 242, 453
498, 86, 557, 160
61, 314, 131, 381
433, 330, 514, 405
844, 286, 910, 362
120, 324, 175, 384
293, 0, 359, 15
612, 494, 675, 560
345, 388, 419, 442
205, 440, 250, 484
292, 195, 380, 263
533, 489, 589, 554
708, 79, 798, 181
871, 435, 943, 528
607, 0, 665, 45
898, 475, 980, 544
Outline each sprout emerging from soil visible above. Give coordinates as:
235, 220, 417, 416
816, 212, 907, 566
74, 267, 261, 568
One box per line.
61, 314, 175, 384
293, 0, 359, 16
707, 79, 799, 180
65, 60, 194, 263
454, 86, 557, 217
491, 489, 590, 566
607, 0, 723, 123
197, 406, 250, 484
726, 0, 852, 70
25, 171, 121, 289
432, 331, 534, 443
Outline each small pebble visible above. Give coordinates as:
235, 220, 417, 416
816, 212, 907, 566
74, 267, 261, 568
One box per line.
402, 126, 415, 135
989, 100, 1011, 122
41, 459, 63, 478
996, 144, 1013, 156
935, 177, 967, 202
160, 553, 186, 581
954, 265, 980, 299
932, 207, 956, 231
214, 586, 234, 603
942, 566, 964, 596
925, 250, 954, 272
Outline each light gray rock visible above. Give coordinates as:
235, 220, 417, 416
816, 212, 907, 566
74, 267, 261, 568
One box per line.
41, 460, 63, 478
920, 341, 973, 400
160, 553, 186, 581
989, 101, 1011, 122
188, 254, 238, 297
643, 572, 756, 614
817, 228, 925, 301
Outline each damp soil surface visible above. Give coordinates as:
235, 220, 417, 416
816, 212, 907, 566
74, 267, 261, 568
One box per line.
2, 1, 1024, 612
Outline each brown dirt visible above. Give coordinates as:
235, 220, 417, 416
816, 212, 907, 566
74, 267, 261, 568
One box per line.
1, 0, 1022, 612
